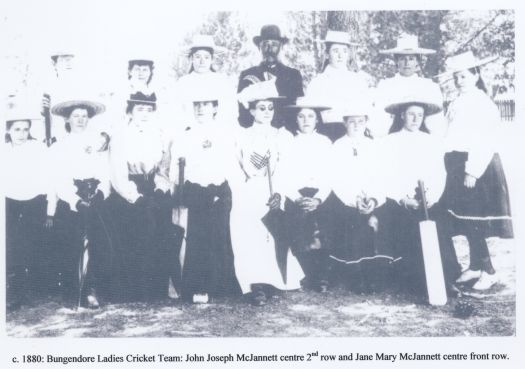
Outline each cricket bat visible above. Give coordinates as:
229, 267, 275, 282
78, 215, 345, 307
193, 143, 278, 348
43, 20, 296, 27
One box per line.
418, 180, 448, 306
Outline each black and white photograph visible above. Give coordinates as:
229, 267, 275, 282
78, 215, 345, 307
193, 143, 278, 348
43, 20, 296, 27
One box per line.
1, 0, 523, 367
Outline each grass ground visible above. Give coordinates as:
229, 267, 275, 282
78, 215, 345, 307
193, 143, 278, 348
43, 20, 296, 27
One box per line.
6, 237, 515, 337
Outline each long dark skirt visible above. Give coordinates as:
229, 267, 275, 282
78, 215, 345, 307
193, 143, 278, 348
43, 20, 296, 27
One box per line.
48, 197, 114, 302
443, 151, 513, 238
391, 202, 462, 297
284, 197, 333, 288
108, 175, 175, 302
328, 196, 398, 291
180, 181, 240, 301
6, 195, 47, 303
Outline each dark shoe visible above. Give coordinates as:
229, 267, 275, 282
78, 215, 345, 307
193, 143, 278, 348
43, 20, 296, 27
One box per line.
251, 290, 267, 306
318, 280, 329, 293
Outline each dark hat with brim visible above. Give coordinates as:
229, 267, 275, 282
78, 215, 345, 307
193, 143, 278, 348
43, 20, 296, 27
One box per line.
127, 92, 157, 106
253, 25, 289, 46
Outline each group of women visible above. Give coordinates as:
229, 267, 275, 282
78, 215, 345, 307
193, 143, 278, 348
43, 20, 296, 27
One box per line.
4, 31, 512, 310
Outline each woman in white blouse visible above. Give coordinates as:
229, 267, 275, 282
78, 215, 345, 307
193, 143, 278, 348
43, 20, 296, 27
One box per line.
383, 90, 461, 299
170, 35, 237, 128
169, 88, 240, 304
307, 30, 373, 142
280, 96, 333, 292
330, 100, 398, 292
440, 51, 513, 290
4, 113, 51, 310
108, 92, 172, 302
47, 98, 112, 308
230, 81, 304, 306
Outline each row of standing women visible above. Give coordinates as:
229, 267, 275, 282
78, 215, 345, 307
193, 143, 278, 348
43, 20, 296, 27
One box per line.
4, 27, 513, 309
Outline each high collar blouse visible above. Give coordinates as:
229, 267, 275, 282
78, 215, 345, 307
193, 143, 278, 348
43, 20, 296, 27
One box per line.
307, 65, 372, 123
169, 120, 239, 187
109, 121, 170, 203
383, 129, 446, 207
445, 88, 501, 178
46, 131, 111, 215
3, 140, 52, 201
279, 131, 333, 202
331, 134, 386, 207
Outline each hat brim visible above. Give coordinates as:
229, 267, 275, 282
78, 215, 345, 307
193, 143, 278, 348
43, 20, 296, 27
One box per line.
385, 101, 442, 116
286, 104, 331, 111
379, 48, 436, 56
246, 96, 287, 104
253, 36, 289, 46
126, 99, 157, 106
435, 55, 499, 79
319, 39, 359, 47
183, 45, 228, 56
51, 100, 105, 118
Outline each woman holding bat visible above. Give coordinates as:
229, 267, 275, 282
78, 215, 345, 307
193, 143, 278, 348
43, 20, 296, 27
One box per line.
383, 89, 461, 299
169, 87, 240, 304
46, 98, 112, 308
230, 80, 304, 306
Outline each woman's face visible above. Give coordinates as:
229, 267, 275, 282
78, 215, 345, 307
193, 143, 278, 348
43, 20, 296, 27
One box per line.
296, 108, 317, 134
129, 64, 152, 85
402, 105, 425, 132
396, 54, 419, 77
54, 55, 75, 75
67, 108, 90, 133
250, 100, 274, 125
130, 104, 154, 125
193, 101, 217, 123
328, 43, 350, 69
7, 120, 31, 146
343, 116, 367, 137
453, 70, 478, 93
191, 49, 213, 74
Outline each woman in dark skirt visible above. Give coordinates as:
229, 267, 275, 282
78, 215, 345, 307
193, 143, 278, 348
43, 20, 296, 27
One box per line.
4, 114, 50, 310
279, 96, 333, 292
108, 92, 173, 302
169, 88, 240, 304
330, 100, 399, 292
383, 89, 461, 299
47, 98, 113, 308
440, 51, 513, 290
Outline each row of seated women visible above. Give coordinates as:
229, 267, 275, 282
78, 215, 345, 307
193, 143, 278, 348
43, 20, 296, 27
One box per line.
5, 50, 512, 310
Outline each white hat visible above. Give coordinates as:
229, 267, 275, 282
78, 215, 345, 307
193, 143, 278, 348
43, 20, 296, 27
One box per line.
51, 99, 106, 118
237, 80, 284, 108
5, 108, 40, 123
322, 30, 358, 46
379, 34, 436, 55
286, 96, 330, 111
341, 98, 373, 118
384, 85, 443, 115
185, 34, 227, 56
437, 50, 498, 77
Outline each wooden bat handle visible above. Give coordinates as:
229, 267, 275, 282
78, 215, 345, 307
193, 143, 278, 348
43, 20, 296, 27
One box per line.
418, 180, 430, 221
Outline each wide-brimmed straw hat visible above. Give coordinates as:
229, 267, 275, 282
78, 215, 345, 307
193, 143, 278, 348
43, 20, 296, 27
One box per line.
321, 30, 359, 47
51, 99, 105, 118
184, 34, 227, 55
436, 50, 498, 78
5, 108, 40, 124
379, 34, 436, 56
384, 86, 443, 116
285, 96, 330, 111
253, 25, 289, 46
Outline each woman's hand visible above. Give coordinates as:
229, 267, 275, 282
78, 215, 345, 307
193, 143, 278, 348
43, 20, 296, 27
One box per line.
267, 193, 281, 211
464, 173, 477, 188
357, 196, 377, 215
44, 215, 54, 229
297, 197, 321, 212
401, 197, 419, 210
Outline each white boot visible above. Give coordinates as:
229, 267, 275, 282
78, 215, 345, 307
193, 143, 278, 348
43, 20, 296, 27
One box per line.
472, 272, 498, 290
456, 269, 482, 283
